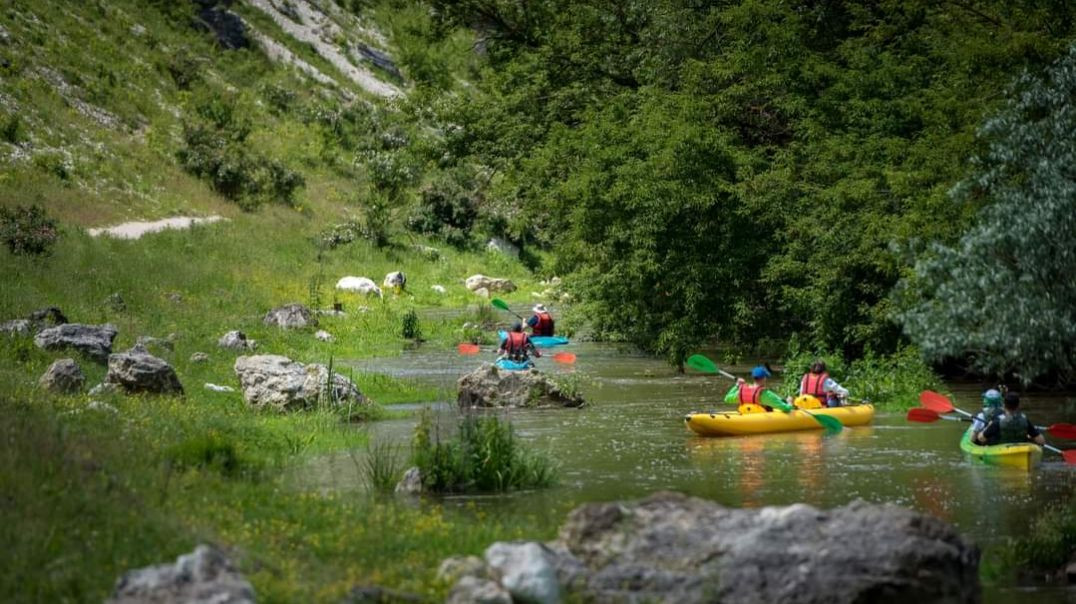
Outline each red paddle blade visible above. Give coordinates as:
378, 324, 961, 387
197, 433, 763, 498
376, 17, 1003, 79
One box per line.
457, 343, 480, 355
1046, 423, 1076, 440
907, 408, 942, 423
553, 352, 576, 364
919, 391, 955, 414
1062, 449, 1076, 466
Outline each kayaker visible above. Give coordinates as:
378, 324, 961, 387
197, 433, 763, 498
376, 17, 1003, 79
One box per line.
724, 366, 794, 413
799, 360, 849, 408
498, 322, 540, 363
970, 388, 1003, 442
975, 392, 1046, 446
527, 304, 555, 337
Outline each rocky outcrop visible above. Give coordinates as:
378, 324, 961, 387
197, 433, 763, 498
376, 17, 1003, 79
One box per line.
107, 544, 255, 604
465, 274, 517, 294
337, 276, 383, 298
442, 492, 981, 604
194, 0, 249, 50
218, 330, 256, 351
33, 323, 117, 363
383, 271, 406, 290
458, 364, 584, 409
233, 354, 365, 412
38, 358, 85, 394
263, 303, 316, 329
106, 346, 184, 394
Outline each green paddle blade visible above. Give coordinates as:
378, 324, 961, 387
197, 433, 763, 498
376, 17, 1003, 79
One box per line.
686, 354, 718, 374
805, 411, 843, 434
491, 298, 511, 312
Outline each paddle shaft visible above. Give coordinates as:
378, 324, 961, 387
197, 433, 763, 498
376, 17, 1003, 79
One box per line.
491, 298, 525, 321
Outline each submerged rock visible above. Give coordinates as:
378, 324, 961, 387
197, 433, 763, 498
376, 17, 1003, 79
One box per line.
107, 544, 254, 604
443, 492, 981, 604
33, 323, 117, 363
233, 354, 365, 412
457, 363, 584, 409
106, 346, 183, 395
38, 358, 85, 394
263, 303, 316, 329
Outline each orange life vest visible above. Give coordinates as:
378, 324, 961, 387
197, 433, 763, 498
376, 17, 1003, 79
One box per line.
738, 384, 763, 405
531, 311, 554, 337
504, 331, 530, 359
800, 372, 829, 397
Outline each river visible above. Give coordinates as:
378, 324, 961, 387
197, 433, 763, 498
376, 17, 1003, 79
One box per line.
300, 339, 1076, 603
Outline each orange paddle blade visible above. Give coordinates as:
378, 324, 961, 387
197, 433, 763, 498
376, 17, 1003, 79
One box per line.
907, 408, 942, 423
553, 352, 576, 364
1062, 449, 1076, 465
457, 343, 480, 355
1046, 423, 1076, 440
919, 391, 955, 414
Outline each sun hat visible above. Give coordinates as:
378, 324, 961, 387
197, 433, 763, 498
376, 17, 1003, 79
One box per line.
533, 304, 547, 313
982, 389, 1002, 407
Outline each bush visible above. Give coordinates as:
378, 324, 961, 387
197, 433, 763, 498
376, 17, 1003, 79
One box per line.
407, 168, 479, 247
0, 205, 60, 256
315, 220, 362, 250
779, 343, 942, 408
400, 309, 422, 340
360, 440, 404, 494
1, 114, 24, 144
411, 409, 556, 493
164, 432, 248, 477
1001, 501, 1076, 573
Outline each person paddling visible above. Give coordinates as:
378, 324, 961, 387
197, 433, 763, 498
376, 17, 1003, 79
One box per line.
724, 366, 793, 414
970, 388, 1003, 442
527, 304, 555, 337
498, 322, 540, 365
799, 360, 849, 408
975, 392, 1046, 446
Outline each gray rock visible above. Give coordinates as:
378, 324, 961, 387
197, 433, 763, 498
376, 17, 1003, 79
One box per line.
107, 544, 254, 604
137, 335, 174, 353
446, 576, 512, 604
413, 244, 441, 260
28, 306, 68, 326
106, 346, 183, 395
87, 400, 119, 414
263, 303, 316, 329
486, 237, 520, 259
465, 274, 517, 294
166, 291, 183, 303
315, 330, 334, 342
354, 43, 403, 80
190, 352, 209, 363
0, 319, 32, 335
218, 330, 255, 351
485, 542, 560, 604
437, 555, 487, 584
205, 383, 236, 393
89, 382, 121, 397
394, 467, 422, 496
458, 364, 584, 409
233, 354, 365, 412
34, 323, 118, 363
431, 285, 446, 294
105, 292, 126, 312
383, 271, 406, 290
38, 358, 85, 394
491, 492, 978, 604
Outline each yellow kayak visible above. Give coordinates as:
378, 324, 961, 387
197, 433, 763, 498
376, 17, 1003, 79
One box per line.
684, 404, 875, 437
959, 426, 1042, 470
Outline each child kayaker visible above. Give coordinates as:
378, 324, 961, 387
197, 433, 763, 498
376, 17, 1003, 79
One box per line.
975, 392, 1045, 446
799, 360, 849, 408
724, 366, 793, 413
498, 322, 540, 364
970, 388, 1003, 442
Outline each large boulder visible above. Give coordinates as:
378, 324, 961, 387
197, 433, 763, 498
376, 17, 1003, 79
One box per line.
33, 323, 117, 363
263, 303, 316, 329
443, 492, 981, 604
465, 274, 517, 294
107, 544, 255, 604
38, 358, 85, 394
336, 276, 383, 298
106, 346, 184, 394
458, 363, 584, 409
233, 354, 365, 412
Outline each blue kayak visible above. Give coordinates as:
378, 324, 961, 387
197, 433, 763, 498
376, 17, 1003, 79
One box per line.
494, 358, 533, 371
498, 330, 570, 348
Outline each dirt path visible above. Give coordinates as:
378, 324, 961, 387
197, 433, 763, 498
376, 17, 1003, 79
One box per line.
87, 216, 225, 239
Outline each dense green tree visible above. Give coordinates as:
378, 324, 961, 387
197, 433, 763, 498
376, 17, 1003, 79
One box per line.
896, 46, 1076, 384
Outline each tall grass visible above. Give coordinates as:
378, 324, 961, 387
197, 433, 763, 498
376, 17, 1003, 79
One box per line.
360, 440, 406, 494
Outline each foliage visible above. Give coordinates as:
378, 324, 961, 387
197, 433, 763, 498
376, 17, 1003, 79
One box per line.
164, 431, 251, 477
0, 204, 60, 256
1000, 499, 1076, 573
407, 167, 479, 248
0, 113, 24, 143
896, 46, 1076, 385
411, 408, 556, 493
360, 440, 405, 494
400, 308, 422, 340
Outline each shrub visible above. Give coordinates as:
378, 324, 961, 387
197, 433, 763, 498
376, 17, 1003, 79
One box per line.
315, 220, 362, 250
779, 344, 941, 408
411, 409, 556, 493
357, 192, 395, 248
400, 309, 422, 340
0, 205, 60, 256
1, 114, 23, 144
1000, 501, 1076, 573
164, 432, 247, 477
407, 168, 479, 247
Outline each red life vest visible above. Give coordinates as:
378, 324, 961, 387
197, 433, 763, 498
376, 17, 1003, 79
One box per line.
531, 312, 555, 337
505, 331, 530, 358
800, 372, 828, 397
738, 384, 763, 405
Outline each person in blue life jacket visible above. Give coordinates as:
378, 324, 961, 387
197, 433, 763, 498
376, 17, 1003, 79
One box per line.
799, 360, 850, 407
527, 304, 555, 337
975, 392, 1046, 446
970, 388, 1004, 442
498, 322, 540, 363
724, 365, 794, 414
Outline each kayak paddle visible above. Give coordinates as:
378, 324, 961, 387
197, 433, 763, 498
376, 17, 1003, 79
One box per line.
552, 352, 576, 364
911, 400, 1076, 439
686, 354, 842, 433
457, 343, 480, 355
491, 298, 524, 321
1044, 443, 1076, 465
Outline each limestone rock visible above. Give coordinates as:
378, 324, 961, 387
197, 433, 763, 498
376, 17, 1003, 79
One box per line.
437, 555, 487, 584
38, 358, 85, 394
107, 544, 254, 604
485, 542, 560, 604
465, 274, 517, 294
205, 383, 236, 393
394, 466, 422, 496
190, 352, 210, 363
337, 276, 383, 298
34, 323, 117, 363
263, 303, 316, 329
446, 576, 512, 604
0, 319, 32, 335
486, 237, 520, 259
473, 287, 490, 299
233, 354, 365, 412
89, 382, 121, 397
431, 285, 446, 294
218, 330, 256, 351
87, 400, 119, 414
458, 363, 584, 409
315, 330, 334, 342
106, 346, 184, 395
383, 271, 406, 290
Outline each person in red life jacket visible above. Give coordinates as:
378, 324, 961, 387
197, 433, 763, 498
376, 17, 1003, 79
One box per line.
723, 365, 793, 413
799, 360, 849, 408
527, 304, 555, 337
498, 322, 540, 363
